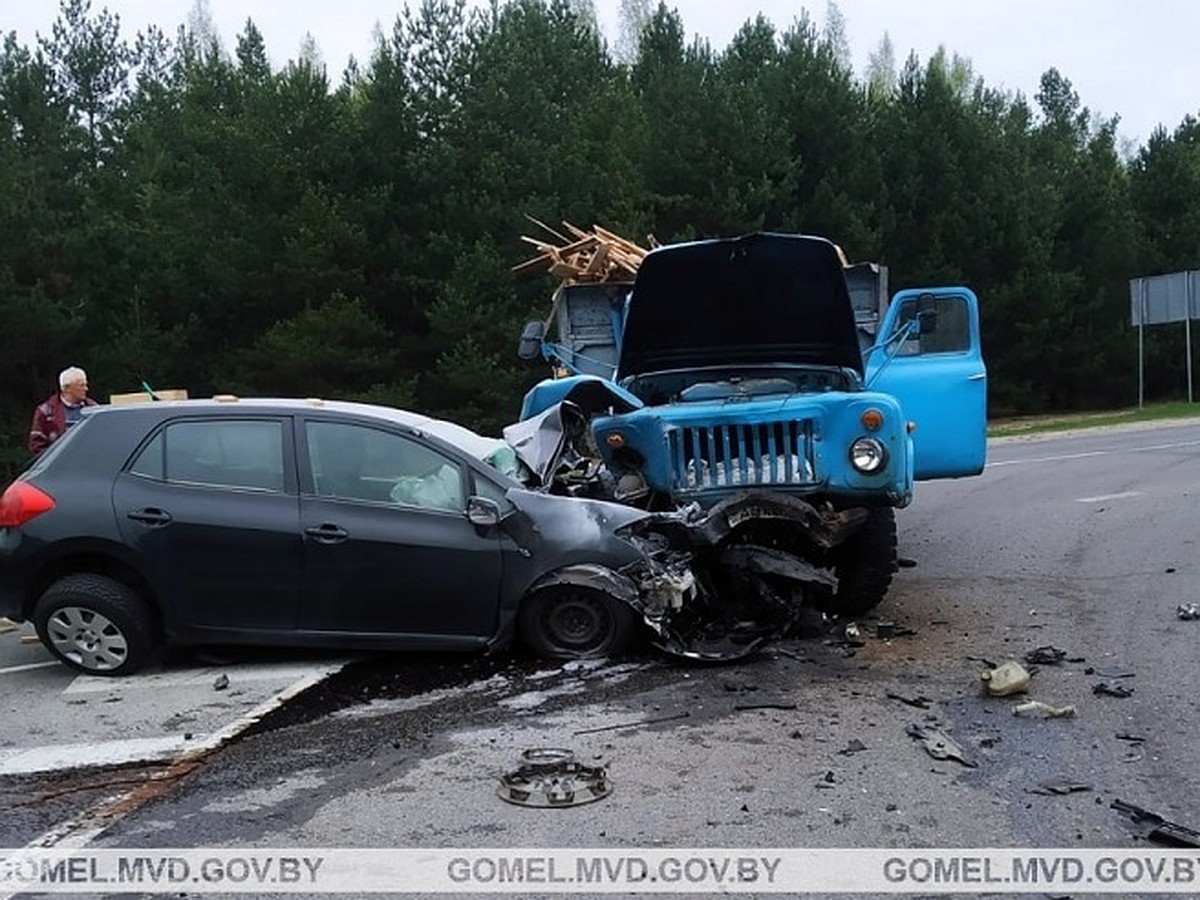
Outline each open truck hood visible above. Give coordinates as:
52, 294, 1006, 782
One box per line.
617, 233, 864, 379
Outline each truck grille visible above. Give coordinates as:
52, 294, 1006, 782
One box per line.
667, 419, 817, 492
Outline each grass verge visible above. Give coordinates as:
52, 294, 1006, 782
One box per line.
988, 401, 1200, 437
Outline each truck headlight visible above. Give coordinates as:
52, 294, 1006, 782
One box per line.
849, 437, 887, 473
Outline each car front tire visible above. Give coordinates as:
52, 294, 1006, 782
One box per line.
33, 574, 158, 676
517, 585, 639, 660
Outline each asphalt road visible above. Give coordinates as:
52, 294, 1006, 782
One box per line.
2, 420, 1199, 897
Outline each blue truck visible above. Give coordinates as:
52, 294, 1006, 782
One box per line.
515, 232, 986, 621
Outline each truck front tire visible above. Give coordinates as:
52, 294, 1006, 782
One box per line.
818, 507, 897, 617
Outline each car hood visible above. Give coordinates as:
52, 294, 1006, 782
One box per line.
617, 233, 863, 378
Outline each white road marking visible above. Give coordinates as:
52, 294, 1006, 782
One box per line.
1076, 491, 1142, 503
0, 735, 198, 777
64, 661, 337, 694
988, 438, 1200, 468
0, 661, 60, 676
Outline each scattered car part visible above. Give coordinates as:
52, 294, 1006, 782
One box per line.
0, 617, 17, 635
1012, 700, 1076, 718
1177, 603, 1200, 621
1023, 645, 1067, 666
1115, 732, 1146, 743
497, 748, 612, 808
886, 691, 932, 709
1093, 682, 1134, 698
875, 621, 916, 638
980, 660, 1031, 696
1111, 799, 1200, 848
905, 723, 976, 767
837, 739, 869, 756
212, 673, 229, 691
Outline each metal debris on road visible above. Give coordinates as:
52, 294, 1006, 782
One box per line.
20, 634, 39, 644
1111, 799, 1200, 848
1023, 645, 1068, 666
1028, 780, 1092, 796
886, 691, 932, 709
1012, 700, 1077, 718
1093, 682, 1134, 698
498, 748, 612, 808
572, 711, 689, 735
1178, 603, 1200, 621
905, 723, 977, 767
980, 660, 1031, 697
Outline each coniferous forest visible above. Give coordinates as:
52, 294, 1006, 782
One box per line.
3, 0, 1199, 477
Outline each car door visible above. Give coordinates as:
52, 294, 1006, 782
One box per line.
865, 287, 987, 480
113, 416, 302, 632
297, 418, 502, 640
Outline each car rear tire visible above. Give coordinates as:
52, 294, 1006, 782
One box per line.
517, 585, 639, 660
818, 507, 897, 617
34, 574, 158, 676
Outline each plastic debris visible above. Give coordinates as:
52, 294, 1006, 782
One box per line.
905, 723, 976, 767
1178, 603, 1200, 621
498, 748, 612, 808
1023, 645, 1067, 666
886, 691, 932, 709
0, 617, 18, 635
1093, 682, 1134, 698
1028, 780, 1092, 796
1112, 799, 1200, 848
1087, 664, 1135, 678
980, 660, 1031, 696
1012, 700, 1076, 718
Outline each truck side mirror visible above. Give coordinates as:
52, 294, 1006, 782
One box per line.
915, 293, 938, 335
518, 320, 546, 361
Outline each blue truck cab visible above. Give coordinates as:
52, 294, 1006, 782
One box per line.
516, 233, 986, 616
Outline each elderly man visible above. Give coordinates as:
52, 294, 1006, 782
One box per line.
29, 366, 99, 455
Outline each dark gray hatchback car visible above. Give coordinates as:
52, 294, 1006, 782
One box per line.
0, 399, 676, 676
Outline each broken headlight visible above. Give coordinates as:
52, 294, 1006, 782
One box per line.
849, 436, 887, 473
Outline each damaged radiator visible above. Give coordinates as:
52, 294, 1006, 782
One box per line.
668, 419, 817, 493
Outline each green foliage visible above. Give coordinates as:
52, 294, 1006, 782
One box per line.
0, 0, 1196, 467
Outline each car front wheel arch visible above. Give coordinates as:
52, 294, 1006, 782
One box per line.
33, 573, 162, 676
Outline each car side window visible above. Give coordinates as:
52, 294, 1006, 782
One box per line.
894, 295, 971, 356
130, 420, 286, 491
306, 421, 466, 512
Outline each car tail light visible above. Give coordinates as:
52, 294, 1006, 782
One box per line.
0, 482, 56, 527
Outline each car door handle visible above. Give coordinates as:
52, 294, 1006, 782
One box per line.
127, 508, 173, 526
305, 523, 349, 544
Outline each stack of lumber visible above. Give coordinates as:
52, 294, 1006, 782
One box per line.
514, 218, 654, 283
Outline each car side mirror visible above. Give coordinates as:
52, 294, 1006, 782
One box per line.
518, 321, 545, 361
467, 496, 502, 526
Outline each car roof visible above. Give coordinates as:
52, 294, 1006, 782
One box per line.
84, 398, 500, 456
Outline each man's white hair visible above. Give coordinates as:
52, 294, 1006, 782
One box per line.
59, 366, 87, 389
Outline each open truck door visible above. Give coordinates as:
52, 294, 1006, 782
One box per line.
866, 287, 986, 480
